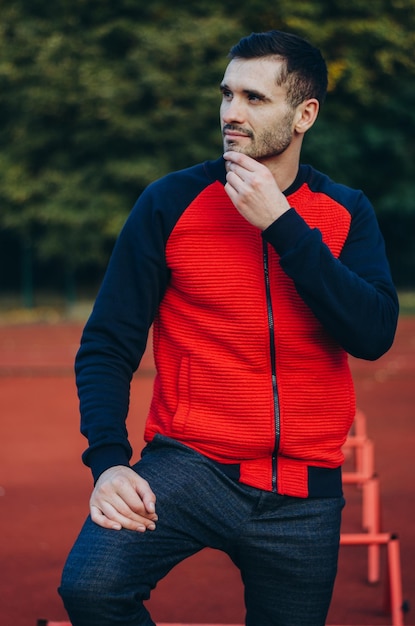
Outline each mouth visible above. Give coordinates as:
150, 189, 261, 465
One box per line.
223, 125, 253, 141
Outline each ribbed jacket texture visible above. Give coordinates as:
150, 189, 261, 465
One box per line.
76, 157, 399, 498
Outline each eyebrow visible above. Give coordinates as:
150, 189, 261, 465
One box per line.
219, 83, 270, 102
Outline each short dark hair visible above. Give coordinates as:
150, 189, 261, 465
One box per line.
229, 30, 328, 107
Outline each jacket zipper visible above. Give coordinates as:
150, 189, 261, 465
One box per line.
263, 239, 280, 492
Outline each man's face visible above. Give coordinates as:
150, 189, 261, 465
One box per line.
220, 57, 296, 160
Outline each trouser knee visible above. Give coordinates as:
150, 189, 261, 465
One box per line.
59, 571, 152, 626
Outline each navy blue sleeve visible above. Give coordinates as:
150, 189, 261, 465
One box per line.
74, 160, 219, 481
263, 194, 399, 360
75, 185, 171, 481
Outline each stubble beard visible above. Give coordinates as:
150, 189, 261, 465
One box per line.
245, 129, 292, 160
222, 110, 295, 160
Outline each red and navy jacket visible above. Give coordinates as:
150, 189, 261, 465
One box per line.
76, 157, 399, 498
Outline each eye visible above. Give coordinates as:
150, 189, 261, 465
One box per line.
247, 92, 264, 103
221, 87, 233, 101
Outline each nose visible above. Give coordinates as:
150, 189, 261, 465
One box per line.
221, 97, 245, 125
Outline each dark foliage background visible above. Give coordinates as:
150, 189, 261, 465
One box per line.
1, 0, 414, 304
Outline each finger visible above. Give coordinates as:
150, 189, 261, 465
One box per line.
90, 502, 156, 532
114, 485, 156, 519
101, 473, 157, 520
102, 503, 156, 532
226, 171, 242, 190
90, 504, 123, 530
91, 466, 158, 527
114, 481, 157, 521
133, 475, 157, 517
226, 163, 246, 182
223, 151, 258, 171
224, 181, 240, 207
97, 491, 147, 521
91, 487, 156, 526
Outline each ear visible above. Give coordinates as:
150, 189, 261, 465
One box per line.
293, 98, 320, 135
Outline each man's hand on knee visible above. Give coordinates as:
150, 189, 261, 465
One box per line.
90, 465, 158, 532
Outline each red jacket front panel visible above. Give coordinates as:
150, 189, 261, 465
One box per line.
145, 181, 355, 497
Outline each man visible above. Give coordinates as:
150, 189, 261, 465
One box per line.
59, 30, 398, 625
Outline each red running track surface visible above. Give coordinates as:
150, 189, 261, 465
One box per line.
1, 317, 414, 625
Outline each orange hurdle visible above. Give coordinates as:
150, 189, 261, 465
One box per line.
339, 532, 405, 626
342, 410, 382, 582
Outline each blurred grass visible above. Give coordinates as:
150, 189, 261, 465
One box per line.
398, 291, 415, 316
0, 292, 93, 325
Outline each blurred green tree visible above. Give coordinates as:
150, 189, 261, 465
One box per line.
0, 0, 414, 299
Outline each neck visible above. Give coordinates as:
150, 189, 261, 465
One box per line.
259, 138, 303, 192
